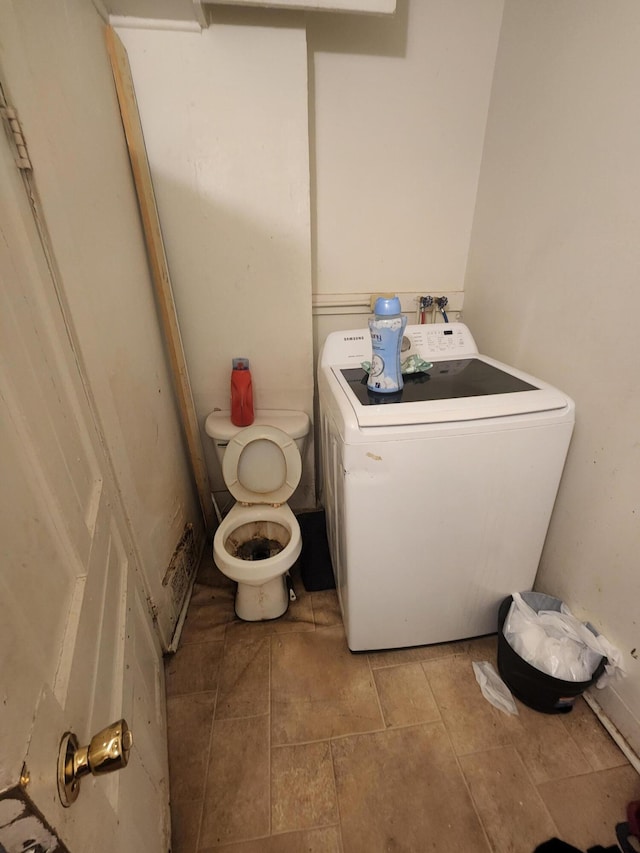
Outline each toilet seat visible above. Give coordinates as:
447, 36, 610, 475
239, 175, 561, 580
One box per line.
214, 502, 301, 586
222, 424, 302, 506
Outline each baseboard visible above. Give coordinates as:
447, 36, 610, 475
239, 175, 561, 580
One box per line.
584, 685, 640, 773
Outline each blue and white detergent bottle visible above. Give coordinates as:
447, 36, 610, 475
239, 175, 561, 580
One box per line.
367, 296, 407, 394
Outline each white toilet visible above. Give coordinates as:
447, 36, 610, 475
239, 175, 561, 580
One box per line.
205, 410, 310, 621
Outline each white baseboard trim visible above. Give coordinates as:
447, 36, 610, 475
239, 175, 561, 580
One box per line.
584, 687, 640, 774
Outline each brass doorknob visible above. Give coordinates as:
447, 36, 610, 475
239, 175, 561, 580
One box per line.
57, 719, 133, 807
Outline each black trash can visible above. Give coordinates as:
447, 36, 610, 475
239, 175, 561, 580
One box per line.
497, 592, 607, 715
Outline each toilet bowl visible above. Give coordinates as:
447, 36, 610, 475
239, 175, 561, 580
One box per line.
206, 410, 310, 621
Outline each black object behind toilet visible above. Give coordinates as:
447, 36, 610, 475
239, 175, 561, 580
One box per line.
298, 510, 335, 592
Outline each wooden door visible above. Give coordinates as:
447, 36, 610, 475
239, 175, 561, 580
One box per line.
0, 95, 169, 852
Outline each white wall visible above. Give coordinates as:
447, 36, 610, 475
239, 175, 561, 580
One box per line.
309, 0, 504, 299
0, 0, 202, 644
465, 0, 640, 751
308, 0, 504, 372
118, 13, 315, 509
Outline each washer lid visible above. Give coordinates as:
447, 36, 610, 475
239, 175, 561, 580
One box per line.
329, 356, 571, 427
222, 425, 302, 505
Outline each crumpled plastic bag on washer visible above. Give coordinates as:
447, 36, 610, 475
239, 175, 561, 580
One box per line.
503, 592, 625, 687
360, 354, 433, 375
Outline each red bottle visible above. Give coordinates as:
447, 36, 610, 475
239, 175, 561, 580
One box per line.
230, 358, 254, 427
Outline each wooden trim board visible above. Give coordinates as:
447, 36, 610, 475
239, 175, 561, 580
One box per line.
104, 26, 215, 531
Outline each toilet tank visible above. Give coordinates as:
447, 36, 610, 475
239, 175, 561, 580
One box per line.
205, 410, 310, 466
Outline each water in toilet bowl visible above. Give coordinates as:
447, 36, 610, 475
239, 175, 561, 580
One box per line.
235, 536, 284, 561
224, 519, 291, 562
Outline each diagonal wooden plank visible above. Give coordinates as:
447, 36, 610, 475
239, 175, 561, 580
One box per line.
104, 26, 214, 531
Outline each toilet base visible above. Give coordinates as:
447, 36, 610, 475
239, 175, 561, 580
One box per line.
235, 574, 289, 621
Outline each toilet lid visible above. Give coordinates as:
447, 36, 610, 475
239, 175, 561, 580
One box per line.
222, 424, 302, 505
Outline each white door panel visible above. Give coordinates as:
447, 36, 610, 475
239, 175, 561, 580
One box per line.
0, 86, 169, 851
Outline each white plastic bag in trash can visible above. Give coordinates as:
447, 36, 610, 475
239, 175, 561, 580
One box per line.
504, 592, 625, 686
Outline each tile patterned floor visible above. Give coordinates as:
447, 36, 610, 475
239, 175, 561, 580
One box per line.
165, 551, 639, 853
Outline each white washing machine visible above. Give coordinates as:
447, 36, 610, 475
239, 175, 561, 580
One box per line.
318, 323, 575, 652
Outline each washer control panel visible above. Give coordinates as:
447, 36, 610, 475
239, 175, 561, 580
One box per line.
320, 322, 479, 366
403, 323, 478, 361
